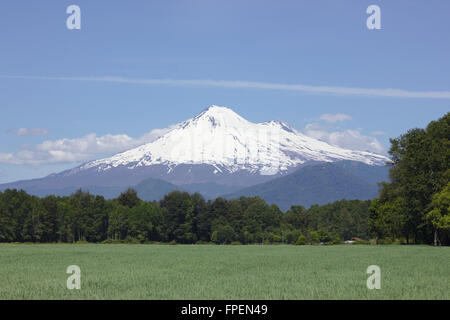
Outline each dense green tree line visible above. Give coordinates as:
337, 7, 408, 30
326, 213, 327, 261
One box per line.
0, 187, 372, 245
369, 113, 449, 245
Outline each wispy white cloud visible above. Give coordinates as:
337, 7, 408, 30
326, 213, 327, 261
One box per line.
2, 75, 450, 99
7, 127, 49, 136
0, 126, 175, 165
319, 113, 352, 123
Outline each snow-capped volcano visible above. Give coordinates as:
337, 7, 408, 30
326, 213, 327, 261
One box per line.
0, 105, 391, 197
77, 105, 388, 177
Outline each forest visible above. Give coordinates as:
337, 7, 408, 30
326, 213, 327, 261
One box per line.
0, 187, 372, 245
0, 113, 448, 246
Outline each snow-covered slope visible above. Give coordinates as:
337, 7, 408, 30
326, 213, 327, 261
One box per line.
76, 105, 389, 176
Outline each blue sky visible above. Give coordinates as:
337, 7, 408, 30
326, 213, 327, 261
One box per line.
0, 0, 449, 183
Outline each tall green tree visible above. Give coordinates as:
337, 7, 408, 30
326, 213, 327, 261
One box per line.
426, 183, 450, 246
373, 112, 449, 243
160, 191, 196, 243
118, 188, 140, 208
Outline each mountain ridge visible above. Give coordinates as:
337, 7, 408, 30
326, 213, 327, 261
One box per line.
224, 160, 390, 211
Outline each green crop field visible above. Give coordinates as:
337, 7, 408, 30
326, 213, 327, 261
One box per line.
0, 244, 448, 300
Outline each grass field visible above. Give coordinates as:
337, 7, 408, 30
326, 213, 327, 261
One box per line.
0, 244, 448, 300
